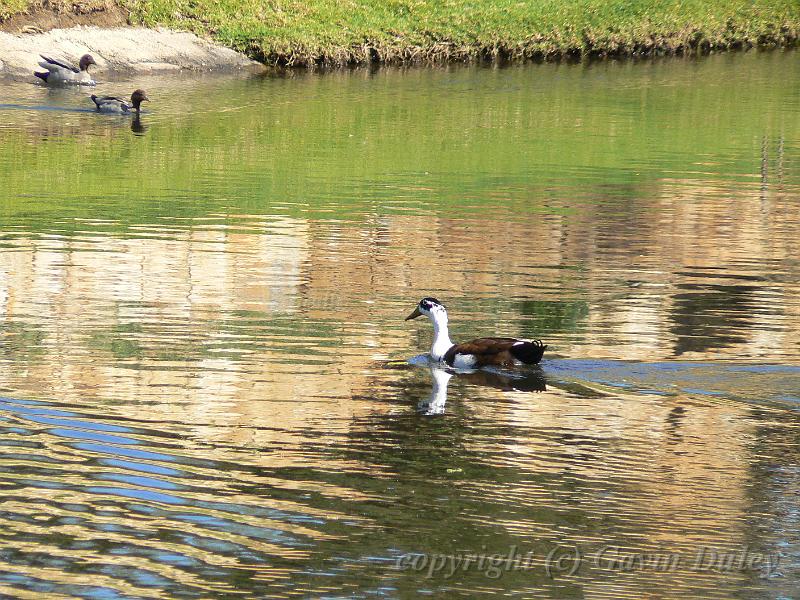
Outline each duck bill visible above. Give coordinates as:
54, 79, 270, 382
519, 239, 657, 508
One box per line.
405, 307, 422, 321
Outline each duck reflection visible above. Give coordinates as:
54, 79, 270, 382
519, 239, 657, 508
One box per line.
418, 365, 547, 415
131, 115, 147, 135
418, 367, 452, 415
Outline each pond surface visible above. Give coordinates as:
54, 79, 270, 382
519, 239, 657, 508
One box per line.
1, 50, 799, 598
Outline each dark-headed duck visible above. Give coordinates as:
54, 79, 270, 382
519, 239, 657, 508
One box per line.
91, 89, 149, 114
34, 54, 96, 85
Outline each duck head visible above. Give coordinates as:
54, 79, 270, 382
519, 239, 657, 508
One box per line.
79, 54, 97, 72
405, 297, 447, 322
131, 89, 150, 111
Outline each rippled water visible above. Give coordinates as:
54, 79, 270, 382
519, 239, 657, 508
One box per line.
1, 50, 799, 597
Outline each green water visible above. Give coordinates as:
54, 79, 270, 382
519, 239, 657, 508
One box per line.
0, 49, 799, 598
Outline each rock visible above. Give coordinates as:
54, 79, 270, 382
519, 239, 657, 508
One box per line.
0, 25, 265, 79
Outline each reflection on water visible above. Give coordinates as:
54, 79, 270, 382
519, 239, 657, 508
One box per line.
1, 49, 800, 597
422, 367, 451, 415
412, 363, 547, 415
131, 115, 146, 135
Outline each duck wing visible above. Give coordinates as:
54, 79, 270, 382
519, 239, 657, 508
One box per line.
91, 95, 130, 110
39, 55, 79, 73
444, 338, 546, 367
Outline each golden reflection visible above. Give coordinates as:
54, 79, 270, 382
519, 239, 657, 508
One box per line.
423, 375, 769, 595
1, 179, 800, 422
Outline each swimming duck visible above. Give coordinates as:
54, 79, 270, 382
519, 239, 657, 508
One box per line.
34, 54, 96, 85
405, 297, 547, 368
90, 89, 149, 114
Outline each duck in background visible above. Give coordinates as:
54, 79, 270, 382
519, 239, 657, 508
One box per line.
34, 54, 97, 85
90, 90, 149, 114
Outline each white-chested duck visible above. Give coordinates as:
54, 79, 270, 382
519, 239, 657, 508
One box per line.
405, 297, 547, 368
90, 89, 149, 114
34, 54, 96, 85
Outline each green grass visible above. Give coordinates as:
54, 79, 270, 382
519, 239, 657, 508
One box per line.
2, 0, 800, 65
0, 0, 28, 20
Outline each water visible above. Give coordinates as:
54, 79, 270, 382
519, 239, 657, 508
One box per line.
1, 49, 799, 597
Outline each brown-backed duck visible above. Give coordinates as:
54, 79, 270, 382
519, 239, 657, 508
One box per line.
405, 297, 547, 368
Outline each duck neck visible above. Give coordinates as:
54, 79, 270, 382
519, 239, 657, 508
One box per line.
429, 310, 453, 361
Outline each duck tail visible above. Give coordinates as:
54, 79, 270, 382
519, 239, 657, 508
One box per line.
34, 71, 49, 82
510, 340, 547, 365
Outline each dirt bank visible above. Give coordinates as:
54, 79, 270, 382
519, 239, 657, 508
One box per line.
0, 0, 128, 33
0, 25, 264, 79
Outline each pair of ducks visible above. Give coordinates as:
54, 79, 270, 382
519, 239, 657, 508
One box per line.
406, 297, 547, 368
34, 53, 149, 114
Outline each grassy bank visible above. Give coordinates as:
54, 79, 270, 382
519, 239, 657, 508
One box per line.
2, 0, 800, 66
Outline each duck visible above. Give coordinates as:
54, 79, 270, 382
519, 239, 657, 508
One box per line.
34, 54, 96, 85
90, 89, 149, 114
405, 297, 547, 368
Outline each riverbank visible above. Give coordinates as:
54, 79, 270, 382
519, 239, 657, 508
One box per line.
0, 25, 263, 78
2, 0, 799, 68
